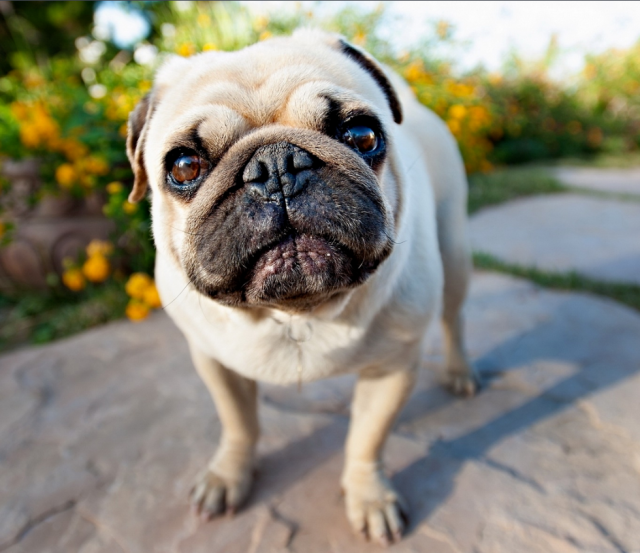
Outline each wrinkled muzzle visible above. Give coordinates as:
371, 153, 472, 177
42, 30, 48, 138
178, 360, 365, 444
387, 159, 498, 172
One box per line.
183, 127, 394, 312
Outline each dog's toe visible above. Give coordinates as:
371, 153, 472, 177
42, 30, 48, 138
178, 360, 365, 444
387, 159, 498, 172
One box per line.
445, 366, 479, 397
190, 466, 254, 519
344, 468, 408, 545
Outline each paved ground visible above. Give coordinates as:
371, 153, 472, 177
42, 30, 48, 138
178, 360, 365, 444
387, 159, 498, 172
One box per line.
554, 167, 640, 196
2, 166, 640, 553
470, 193, 640, 285
2, 270, 640, 553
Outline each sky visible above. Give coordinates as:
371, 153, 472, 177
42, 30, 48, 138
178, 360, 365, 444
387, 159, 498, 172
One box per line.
94, 1, 640, 75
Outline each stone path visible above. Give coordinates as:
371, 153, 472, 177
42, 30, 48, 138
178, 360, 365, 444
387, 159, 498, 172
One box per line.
3, 166, 640, 552
554, 166, 640, 196
2, 271, 640, 553
469, 193, 640, 285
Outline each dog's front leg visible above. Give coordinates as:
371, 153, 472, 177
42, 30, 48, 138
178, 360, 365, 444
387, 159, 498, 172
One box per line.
342, 364, 417, 545
188, 342, 259, 518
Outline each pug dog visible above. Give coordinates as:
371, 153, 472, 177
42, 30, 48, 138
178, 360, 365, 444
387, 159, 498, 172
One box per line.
126, 29, 476, 545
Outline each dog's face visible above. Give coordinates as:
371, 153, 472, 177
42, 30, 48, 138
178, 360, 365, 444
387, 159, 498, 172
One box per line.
127, 31, 403, 312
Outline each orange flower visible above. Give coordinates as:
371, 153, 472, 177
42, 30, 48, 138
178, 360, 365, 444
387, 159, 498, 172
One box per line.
177, 43, 196, 57
56, 163, 77, 188
126, 299, 150, 321
123, 200, 138, 214
106, 181, 124, 194
82, 254, 110, 283
125, 272, 153, 300
448, 104, 467, 119
62, 268, 86, 291
143, 283, 162, 308
85, 156, 109, 175
86, 239, 113, 257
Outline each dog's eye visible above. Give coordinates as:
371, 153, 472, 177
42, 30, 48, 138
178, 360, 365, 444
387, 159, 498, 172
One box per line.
342, 126, 378, 154
171, 155, 208, 184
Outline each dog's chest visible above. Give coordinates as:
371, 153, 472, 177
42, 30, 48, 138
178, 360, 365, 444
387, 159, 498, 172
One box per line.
156, 264, 368, 384
185, 302, 366, 383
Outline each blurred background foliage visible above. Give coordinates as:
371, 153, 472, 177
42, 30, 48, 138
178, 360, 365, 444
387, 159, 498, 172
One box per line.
1, 0, 640, 348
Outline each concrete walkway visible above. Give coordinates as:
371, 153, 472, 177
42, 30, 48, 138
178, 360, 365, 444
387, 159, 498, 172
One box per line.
2, 271, 640, 553
469, 193, 640, 285
554, 166, 640, 196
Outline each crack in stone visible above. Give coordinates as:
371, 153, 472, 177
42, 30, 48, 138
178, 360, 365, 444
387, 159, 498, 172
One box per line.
76, 508, 132, 553
578, 400, 640, 448
479, 456, 547, 494
0, 499, 76, 552
418, 524, 464, 553
245, 503, 298, 553
513, 517, 583, 551
579, 511, 629, 553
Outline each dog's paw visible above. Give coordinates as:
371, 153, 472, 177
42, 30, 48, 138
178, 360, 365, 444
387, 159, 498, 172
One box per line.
342, 464, 408, 546
445, 364, 479, 397
190, 447, 255, 519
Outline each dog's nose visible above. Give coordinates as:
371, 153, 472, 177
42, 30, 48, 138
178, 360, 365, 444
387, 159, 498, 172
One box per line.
242, 142, 316, 201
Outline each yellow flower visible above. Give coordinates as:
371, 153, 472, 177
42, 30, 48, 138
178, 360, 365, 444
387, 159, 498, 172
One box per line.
107, 181, 124, 194
197, 13, 211, 27
447, 119, 461, 136
254, 15, 269, 30
19, 123, 41, 149
405, 61, 424, 83
60, 138, 89, 161
177, 43, 196, 57
259, 31, 272, 41
86, 239, 113, 257
84, 156, 109, 175
62, 268, 86, 291
352, 32, 366, 46
449, 104, 467, 119
202, 42, 218, 52
10, 101, 29, 121
56, 163, 77, 188
143, 283, 162, 308
126, 299, 150, 322
82, 254, 110, 283
123, 201, 138, 214
125, 272, 153, 300
436, 20, 451, 39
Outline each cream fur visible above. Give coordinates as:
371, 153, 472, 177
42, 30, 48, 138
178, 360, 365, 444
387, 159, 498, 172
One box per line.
131, 29, 475, 544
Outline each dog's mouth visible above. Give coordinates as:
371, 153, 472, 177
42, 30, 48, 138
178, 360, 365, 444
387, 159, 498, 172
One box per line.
243, 233, 379, 307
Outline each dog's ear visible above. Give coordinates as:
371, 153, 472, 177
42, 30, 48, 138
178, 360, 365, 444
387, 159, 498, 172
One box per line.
126, 93, 154, 203
337, 39, 403, 125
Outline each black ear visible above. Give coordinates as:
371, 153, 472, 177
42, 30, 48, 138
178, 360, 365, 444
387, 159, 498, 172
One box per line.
126, 93, 153, 203
338, 39, 403, 125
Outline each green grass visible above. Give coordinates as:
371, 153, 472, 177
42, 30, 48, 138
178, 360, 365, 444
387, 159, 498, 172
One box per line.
0, 282, 128, 352
467, 167, 568, 214
473, 252, 640, 312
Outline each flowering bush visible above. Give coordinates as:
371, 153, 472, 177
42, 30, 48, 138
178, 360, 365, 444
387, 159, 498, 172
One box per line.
2, 1, 639, 328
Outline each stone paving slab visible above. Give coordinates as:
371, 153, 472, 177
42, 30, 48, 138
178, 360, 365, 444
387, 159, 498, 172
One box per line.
2, 271, 640, 552
469, 193, 640, 285
554, 166, 640, 196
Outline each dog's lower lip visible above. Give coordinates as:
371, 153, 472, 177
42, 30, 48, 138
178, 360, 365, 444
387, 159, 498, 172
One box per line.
251, 234, 341, 280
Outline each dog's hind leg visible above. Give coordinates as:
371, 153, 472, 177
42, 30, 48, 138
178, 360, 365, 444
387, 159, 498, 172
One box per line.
342, 363, 417, 545
187, 342, 259, 518
437, 196, 478, 396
